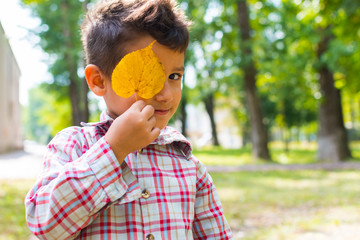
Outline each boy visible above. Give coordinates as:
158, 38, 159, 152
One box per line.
25, 0, 233, 239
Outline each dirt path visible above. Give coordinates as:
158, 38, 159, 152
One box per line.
0, 142, 45, 179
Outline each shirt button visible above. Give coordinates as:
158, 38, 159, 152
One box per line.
146, 234, 155, 240
138, 148, 143, 154
141, 189, 151, 199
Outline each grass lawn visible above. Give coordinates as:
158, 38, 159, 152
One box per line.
0, 179, 35, 240
211, 170, 360, 239
2, 171, 360, 240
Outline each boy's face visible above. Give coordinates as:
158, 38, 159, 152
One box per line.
104, 35, 185, 130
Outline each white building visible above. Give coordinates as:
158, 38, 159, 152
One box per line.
0, 21, 22, 153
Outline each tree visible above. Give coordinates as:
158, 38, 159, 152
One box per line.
23, 84, 72, 143
253, 1, 318, 151
236, 0, 271, 160
308, 0, 356, 162
181, 0, 222, 146
22, 0, 91, 126
316, 27, 351, 162
324, 0, 360, 144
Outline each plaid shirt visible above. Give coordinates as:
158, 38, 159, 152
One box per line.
25, 111, 233, 240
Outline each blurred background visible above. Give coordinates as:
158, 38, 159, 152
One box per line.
0, 0, 360, 239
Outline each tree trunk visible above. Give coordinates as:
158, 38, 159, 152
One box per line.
61, 1, 89, 126
81, 77, 90, 122
68, 72, 89, 125
242, 120, 251, 147
316, 29, 351, 162
203, 93, 220, 146
350, 98, 358, 140
81, 0, 92, 123
180, 93, 188, 137
283, 128, 289, 153
179, 76, 188, 137
69, 79, 81, 125
237, 0, 271, 160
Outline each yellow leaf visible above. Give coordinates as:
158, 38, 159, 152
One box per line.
111, 40, 166, 99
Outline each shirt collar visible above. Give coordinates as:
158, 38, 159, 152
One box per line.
80, 111, 113, 128
81, 111, 193, 159
154, 126, 193, 159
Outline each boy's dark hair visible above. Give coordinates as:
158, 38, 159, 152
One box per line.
81, 0, 191, 78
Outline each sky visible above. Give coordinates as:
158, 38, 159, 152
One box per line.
0, 0, 50, 105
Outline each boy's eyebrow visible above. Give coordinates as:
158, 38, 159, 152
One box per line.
173, 66, 185, 72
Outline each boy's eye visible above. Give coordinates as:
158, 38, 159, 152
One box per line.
169, 73, 182, 80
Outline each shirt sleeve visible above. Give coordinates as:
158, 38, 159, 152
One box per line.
192, 158, 233, 239
25, 127, 141, 240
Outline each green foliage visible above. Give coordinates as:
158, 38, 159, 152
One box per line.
181, 0, 325, 146
23, 0, 48, 4
21, 0, 86, 85
19, 0, 360, 146
23, 84, 72, 142
249, 1, 318, 130
23, 85, 51, 143
292, 0, 360, 94
36, 85, 72, 137
21, 0, 92, 126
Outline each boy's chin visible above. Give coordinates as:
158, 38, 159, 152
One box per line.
156, 124, 167, 130
155, 121, 169, 130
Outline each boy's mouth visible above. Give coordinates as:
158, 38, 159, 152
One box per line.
155, 109, 170, 115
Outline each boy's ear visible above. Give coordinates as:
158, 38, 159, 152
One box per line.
85, 64, 108, 96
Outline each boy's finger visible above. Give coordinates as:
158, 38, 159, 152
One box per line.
150, 127, 161, 140
131, 100, 146, 111
148, 115, 156, 127
142, 105, 155, 119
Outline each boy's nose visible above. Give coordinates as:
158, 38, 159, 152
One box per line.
154, 80, 172, 102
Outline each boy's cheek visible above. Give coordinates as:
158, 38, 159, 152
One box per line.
104, 92, 137, 119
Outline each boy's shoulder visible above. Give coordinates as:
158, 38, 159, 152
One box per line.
50, 119, 112, 148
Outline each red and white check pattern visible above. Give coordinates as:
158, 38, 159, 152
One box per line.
25, 111, 233, 239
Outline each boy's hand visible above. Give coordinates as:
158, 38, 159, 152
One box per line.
105, 100, 161, 163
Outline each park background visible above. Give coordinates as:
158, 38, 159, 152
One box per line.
0, 0, 360, 239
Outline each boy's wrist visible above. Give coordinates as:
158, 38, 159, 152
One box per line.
104, 135, 127, 164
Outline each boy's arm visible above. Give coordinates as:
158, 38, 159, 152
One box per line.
25, 101, 160, 240
25, 129, 140, 240
192, 160, 233, 239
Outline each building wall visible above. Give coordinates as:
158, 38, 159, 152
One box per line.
0, 22, 22, 153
